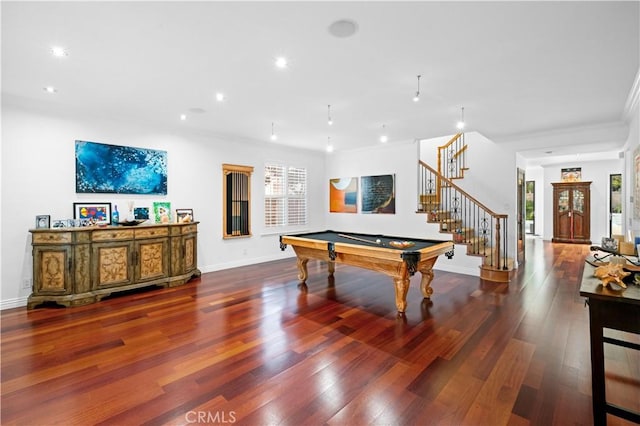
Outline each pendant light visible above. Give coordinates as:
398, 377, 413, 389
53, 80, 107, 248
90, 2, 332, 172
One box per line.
326, 136, 334, 153
456, 107, 465, 130
327, 104, 333, 126
270, 122, 277, 141
380, 124, 388, 143
413, 75, 421, 102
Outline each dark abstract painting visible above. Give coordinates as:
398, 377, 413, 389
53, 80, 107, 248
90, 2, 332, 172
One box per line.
361, 174, 395, 214
75, 140, 167, 194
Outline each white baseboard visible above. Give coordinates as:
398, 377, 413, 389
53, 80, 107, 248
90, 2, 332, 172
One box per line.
1, 296, 28, 310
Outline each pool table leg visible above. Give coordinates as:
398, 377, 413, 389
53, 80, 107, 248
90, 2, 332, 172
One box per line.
393, 278, 410, 313
419, 268, 435, 299
327, 261, 335, 276
297, 257, 309, 282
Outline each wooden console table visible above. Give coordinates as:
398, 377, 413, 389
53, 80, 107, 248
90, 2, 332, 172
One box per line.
580, 262, 640, 424
29, 222, 200, 309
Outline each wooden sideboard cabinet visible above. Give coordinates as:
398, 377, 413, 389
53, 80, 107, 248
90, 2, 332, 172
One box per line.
29, 222, 200, 309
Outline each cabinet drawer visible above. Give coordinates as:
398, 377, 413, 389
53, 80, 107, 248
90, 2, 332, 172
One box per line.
33, 232, 72, 244
182, 224, 198, 234
93, 229, 134, 241
135, 227, 169, 238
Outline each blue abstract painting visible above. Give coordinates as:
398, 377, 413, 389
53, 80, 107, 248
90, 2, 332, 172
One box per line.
75, 140, 167, 194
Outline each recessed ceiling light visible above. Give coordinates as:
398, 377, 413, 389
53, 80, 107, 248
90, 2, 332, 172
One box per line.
180, 114, 187, 121
43, 86, 58, 94
51, 46, 68, 57
275, 57, 288, 69
215, 92, 225, 102
328, 19, 358, 38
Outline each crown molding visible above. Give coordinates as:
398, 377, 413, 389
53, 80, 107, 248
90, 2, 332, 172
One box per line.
623, 68, 640, 122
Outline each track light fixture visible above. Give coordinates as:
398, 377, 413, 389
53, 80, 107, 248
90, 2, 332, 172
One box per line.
327, 104, 333, 126
456, 107, 465, 130
413, 75, 421, 102
270, 122, 277, 141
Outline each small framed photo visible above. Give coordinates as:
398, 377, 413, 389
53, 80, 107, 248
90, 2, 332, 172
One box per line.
134, 207, 150, 221
601, 237, 619, 252
73, 202, 112, 225
35, 215, 50, 229
51, 219, 67, 229
176, 209, 194, 223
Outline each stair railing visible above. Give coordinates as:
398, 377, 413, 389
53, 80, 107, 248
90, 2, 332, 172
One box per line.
418, 160, 509, 271
437, 133, 467, 180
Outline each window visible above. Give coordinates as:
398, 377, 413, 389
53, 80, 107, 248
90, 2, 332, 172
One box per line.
264, 164, 307, 227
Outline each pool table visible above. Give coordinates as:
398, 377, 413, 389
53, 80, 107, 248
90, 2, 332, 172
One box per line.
279, 230, 454, 312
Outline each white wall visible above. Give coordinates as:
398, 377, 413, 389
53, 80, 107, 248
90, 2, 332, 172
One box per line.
1, 103, 326, 308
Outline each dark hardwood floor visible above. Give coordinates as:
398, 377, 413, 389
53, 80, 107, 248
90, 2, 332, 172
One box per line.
2, 238, 639, 425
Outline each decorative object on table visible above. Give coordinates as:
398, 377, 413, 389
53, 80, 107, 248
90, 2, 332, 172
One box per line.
112, 204, 120, 224
35, 215, 50, 229
116, 219, 146, 226
389, 240, 416, 249
176, 209, 194, 223
361, 174, 395, 214
601, 237, 619, 252
73, 202, 111, 225
561, 167, 581, 182
125, 201, 136, 222
329, 177, 358, 213
75, 140, 167, 195
134, 207, 150, 221
593, 263, 630, 289
153, 201, 171, 224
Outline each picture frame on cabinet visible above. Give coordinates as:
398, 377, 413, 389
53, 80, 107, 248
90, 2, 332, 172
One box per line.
153, 202, 171, 224
35, 215, 50, 229
73, 202, 112, 225
176, 209, 194, 223
51, 220, 67, 229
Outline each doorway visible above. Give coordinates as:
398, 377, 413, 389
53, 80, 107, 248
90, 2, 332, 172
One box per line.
517, 168, 525, 264
609, 173, 622, 236
525, 180, 535, 234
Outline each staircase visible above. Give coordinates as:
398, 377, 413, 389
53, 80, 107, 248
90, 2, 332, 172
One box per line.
418, 133, 516, 282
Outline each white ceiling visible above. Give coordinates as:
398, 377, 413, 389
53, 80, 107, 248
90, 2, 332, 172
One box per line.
2, 1, 639, 165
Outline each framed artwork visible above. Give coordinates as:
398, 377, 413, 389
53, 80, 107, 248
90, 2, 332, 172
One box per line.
35, 215, 50, 229
73, 202, 111, 225
51, 219, 68, 229
153, 202, 171, 224
561, 167, 581, 182
601, 237, 618, 252
75, 140, 167, 195
361, 174, 395, 214
176, 209, 194, 223
134, 207, 150, 220
329, 177, 358, 213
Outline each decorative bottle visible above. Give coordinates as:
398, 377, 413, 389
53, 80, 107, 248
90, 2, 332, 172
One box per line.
112, 205, 119, 224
